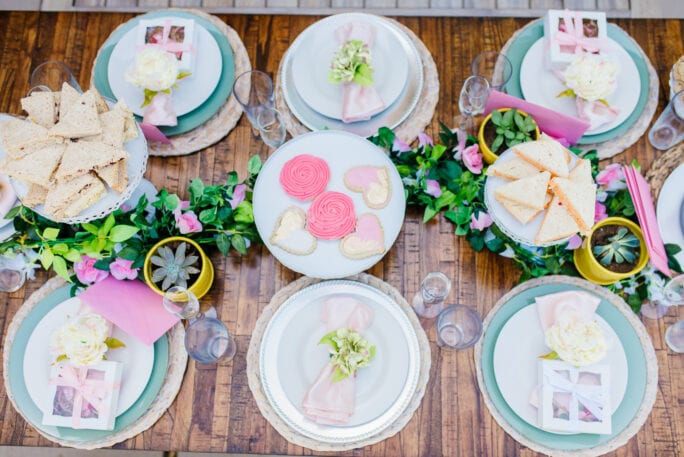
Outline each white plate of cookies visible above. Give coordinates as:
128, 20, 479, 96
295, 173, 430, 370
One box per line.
484, 134, 597, 247
0, 85, 147, 223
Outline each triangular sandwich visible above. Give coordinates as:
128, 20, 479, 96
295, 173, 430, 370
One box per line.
0, 143, 65, 185
49, 90, 102, 138
58, 81, 81, 118
549, 177, 597, 234
487, 156, 541, 181
514, 134, 570, 178
96, 159, 128, 194
43, 172, 106, 221
496, 193, 549, 224
0, 118, 55, 159
494, 171, 550, 210
22, 183, 49, 207
112, 100, 138, 142
20, 91, 58, 128
83, 109, 126, 148
535, 195, 581, 244
568, 159, 593, 185
55, 141, 128, 182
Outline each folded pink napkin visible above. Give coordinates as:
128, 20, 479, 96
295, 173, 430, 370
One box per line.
535, 290, 601, 332
78, 277, 179, 346
336, 22, 385, 123
484, 90, 590, 145
575, 98, 619, 131
142, 92, 177, 127
301, 296, 374, 425
623, 165, 671, 276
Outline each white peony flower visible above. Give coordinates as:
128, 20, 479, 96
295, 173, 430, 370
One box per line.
561, 54, 618, 102
125, 48, 179, 92
545, 313, 607, 366
50, 313, 110, 367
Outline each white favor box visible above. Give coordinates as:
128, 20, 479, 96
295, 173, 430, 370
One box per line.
136, 18, 196, 73
543, 9, 608, 70
538, 359, 611, 435
42, 360, 123, 430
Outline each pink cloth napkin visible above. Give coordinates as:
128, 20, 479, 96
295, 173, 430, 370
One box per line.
575, 98, 619, 131
78, 277, 179, 346
623, 165, 671, 276
335, 22, 385, 123
535, 290, 601, 332
300, 296, 374, 425
484, 90, 590, 145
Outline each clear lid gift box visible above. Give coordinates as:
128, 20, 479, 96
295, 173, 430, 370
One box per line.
136, 17, 196, 74
543, 9, 608, 71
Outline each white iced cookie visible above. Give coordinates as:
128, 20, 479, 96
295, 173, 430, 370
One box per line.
270, 206, 317, 255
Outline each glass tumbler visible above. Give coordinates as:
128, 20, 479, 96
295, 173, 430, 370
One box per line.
232, 70, 274, 130
436, 304, 483, 350
412, 272, 452, 318
648, 90, 684, 150
665, 319, 684, 353
29, 60, 82, 93
257, 107, 286, 148
471, 51, 513, 92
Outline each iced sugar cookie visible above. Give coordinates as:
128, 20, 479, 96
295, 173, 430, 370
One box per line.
307, 191, 356, 240
279, 154, 330, 201
270, 206, 317, 255
344, 165, 391, 209
340, 213, 385, 259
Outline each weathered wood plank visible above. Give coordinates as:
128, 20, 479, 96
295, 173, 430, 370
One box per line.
532, 0, 562, 9
169, 0, 201, 7
106, 0, 137, 7
267, 0, 298, 7
563, 0, 597, 9
203, 0, 234, 6
431, 0, 463, 7
331, 0, 364, 7
234, 0, 266, 7
74, 0, 105, 6
138, 0, 170, 6
464, 0, 496, 9
298, 0, 330, 7
497, 0, 529, 8
399, 0, 430, 8
597, 0, 630, 10
0, 0, 41, 10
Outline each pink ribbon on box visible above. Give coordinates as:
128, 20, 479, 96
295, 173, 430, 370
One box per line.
48, 364, 119, 428
553, 10, 607, 55
141, 19, 193, 58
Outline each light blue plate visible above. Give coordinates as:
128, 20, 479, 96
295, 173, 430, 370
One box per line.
7, 285, 169, 443
480, 282, 647, 451
505, 20, 649, 145
92, 11, 235, 136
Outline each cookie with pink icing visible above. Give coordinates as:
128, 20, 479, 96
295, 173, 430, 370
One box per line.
307, 191, 356, 240
343, 166, 391, 209
340, 213, 385, 259
280, 154, 330, 201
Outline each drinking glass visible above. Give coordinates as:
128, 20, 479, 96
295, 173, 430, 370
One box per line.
412, 272, 451, 318
436, 304, 483, 350
0, 267, 26, 293
665, 319, 684, 353
232, 70, 274, 130
641, 273, 684, 319
648, 90, 684, 150
458, 75, 490, 135
163, 286, 237, 363
471, 51, 513, 92
257, 107, 286, 148
29, 60, 82, 93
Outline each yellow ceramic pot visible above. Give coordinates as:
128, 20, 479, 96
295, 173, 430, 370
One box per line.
143, 236, 214, 299
478, 108, 540, 164
573, 217, 650, 286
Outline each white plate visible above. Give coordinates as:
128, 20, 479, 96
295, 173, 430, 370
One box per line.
252, 130, 406, 279
291, 13, 409, 120
259, 280, 420, 443
0, 113, 148, 224
23, 297, 155, 417
107, 18, 222, 117
493, 304, 629, 433
519, 38, 641, 136
657, 163, 684, 267
483, 146, 579, 247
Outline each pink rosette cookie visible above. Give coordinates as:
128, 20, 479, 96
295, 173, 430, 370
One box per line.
279, 154, 331, 201
307, 191, 356, 240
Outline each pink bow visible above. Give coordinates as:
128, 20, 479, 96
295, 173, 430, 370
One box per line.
142, 19, 193, 58
553, 11, 607, 55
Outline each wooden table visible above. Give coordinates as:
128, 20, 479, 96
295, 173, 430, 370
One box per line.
0, 11, 682, 457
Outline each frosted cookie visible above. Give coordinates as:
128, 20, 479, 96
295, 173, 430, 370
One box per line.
270, 206, 317, 255
344, 166, 391, 209
307, 191, 356, 240
279, 154, 330, 201
340, 213, 386, 259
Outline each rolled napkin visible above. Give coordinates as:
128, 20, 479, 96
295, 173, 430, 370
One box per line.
575, 98, 619, 130
301, 296, 374, 425
536, 290, 600, 332
334, 22, 385, 123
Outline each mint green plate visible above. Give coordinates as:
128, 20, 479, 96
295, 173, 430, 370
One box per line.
7, 285, 169, 443
505, 20, 649, 145
480, 282, 647, 451
92, 11, 235, 136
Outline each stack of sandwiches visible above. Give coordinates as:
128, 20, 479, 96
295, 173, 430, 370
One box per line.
0, 83, 137, 221
487, 134, 597, 244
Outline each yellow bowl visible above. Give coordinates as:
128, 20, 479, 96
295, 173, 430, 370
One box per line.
143, 236, 214, 299
478, 108, 540, 164
573, 217, 650, 285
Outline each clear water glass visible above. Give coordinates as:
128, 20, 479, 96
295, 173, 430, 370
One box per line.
648, 90, 684, 150
665, 319, 684, 353
163, 285, 201, 319
641, 274, 684, 319
232, 70, 274, 130
0, 268, 26, 293
471, 51, 513, 92
458, 75, 490, 117
29, 60, 82, 93
257, 107, 286, 148
436, 304, 483, 350
412, 272, 452, 318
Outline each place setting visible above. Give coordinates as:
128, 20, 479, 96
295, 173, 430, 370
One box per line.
275, 12, 439, 144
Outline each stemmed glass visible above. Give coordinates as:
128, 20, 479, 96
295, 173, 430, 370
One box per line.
640, 274, 684, 319
457, 75, 490, 135
29, 60, 82, 94
412, 272, 452, 318
163, 286, 237, 363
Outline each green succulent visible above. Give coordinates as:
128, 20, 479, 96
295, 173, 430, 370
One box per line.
150, 242, 200, 291
488, 109, 538, 153
592, 227, 640, 265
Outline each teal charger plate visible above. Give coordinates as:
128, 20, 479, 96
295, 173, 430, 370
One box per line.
92, 10, 235, 136
475, 276, 657, 455
5, 285, 169, 444
505, 20, 649, 145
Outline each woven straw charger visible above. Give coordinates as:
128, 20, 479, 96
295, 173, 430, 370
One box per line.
474, 275, 658, 457
90, 9, 250, 157
247, 273, 431, 451
2, 277, 187, 450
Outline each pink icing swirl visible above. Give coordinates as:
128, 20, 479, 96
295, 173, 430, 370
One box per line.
279, 154, 330, 201
307, 191, 356, 240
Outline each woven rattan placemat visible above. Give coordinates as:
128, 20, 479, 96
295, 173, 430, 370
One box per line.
645, 143, 684, 199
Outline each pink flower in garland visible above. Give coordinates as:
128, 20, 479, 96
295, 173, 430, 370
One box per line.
594, 201, 608, 223
565, 234, 583, 250
470, 211, 493, 231
425, 179, 442, 198
109, 258, 139, 280
392, 136, 412, 153
595, 163, 626, 192
74, 255, 109, 285
230, 184, 247, 210
461, 144, 484, 175
173, 201, 203, 234
418, 133, 434, 148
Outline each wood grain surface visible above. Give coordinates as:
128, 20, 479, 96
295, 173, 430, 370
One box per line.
0, 11, 682, 456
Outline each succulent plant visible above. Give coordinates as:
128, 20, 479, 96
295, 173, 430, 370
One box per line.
592, 227, 640, 265
150, 242, 200, 291
488, 109, 538, 153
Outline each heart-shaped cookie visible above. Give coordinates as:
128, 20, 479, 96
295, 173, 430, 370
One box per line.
344, 166, 391, 209
270, 206, 317, 255
340, 213, 385, 259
